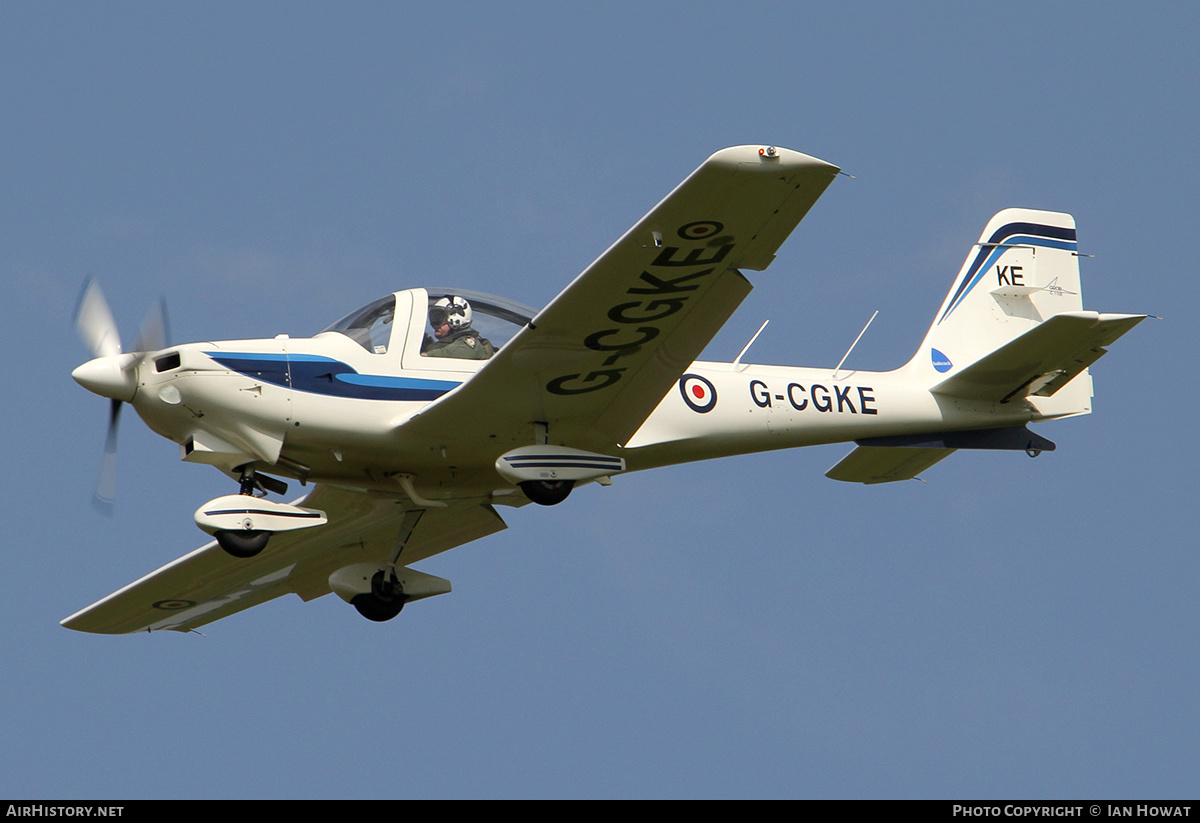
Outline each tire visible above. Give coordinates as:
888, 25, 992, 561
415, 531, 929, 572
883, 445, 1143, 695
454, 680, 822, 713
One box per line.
214, 529, 271, 558
351, 593, 406, 622
349, 570, 407, 621
519, 479, 575, 506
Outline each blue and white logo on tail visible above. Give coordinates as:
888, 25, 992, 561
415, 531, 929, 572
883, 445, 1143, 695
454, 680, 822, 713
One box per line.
931, 348, 954, 373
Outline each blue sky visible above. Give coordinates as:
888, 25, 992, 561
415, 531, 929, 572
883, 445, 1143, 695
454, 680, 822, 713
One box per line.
3, 2, 1197, 798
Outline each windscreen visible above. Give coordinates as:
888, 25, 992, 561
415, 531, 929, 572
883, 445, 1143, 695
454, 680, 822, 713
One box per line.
321, 295, 396, 353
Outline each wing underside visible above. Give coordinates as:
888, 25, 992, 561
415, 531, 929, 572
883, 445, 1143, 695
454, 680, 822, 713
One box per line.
62, 486, 506, 634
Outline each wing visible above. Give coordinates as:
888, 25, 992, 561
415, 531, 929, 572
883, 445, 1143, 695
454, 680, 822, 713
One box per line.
403, 145, 839, 452
61, 485, 506, 634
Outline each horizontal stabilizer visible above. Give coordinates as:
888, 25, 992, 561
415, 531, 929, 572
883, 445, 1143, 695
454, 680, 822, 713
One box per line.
826, 446, 955, 485
857, 425, 1055, 452
828, 425, 1057, 484
931, 311, 1145, 403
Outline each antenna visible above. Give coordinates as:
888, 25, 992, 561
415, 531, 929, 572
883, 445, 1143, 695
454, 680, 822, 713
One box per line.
832, 310, 878, 379
732, 320, 770, 368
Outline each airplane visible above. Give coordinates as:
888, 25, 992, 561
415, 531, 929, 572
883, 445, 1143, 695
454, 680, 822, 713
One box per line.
63, 145, 1145, 634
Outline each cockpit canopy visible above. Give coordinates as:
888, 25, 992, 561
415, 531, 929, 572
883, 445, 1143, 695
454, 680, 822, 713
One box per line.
322, 294, 396, 354
321, 288, 535, 362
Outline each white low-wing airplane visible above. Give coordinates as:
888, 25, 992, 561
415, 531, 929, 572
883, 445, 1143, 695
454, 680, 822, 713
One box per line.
64, 145, 1144, 633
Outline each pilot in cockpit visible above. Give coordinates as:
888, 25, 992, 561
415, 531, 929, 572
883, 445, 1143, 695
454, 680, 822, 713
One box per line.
421, 295, 496, 360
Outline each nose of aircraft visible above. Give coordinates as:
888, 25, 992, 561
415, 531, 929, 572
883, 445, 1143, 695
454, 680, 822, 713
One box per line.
72, 354, 138, 402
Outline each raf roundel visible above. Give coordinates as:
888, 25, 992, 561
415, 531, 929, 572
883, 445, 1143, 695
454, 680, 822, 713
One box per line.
679, 373, 718, 413
152, 599, 196, 611
677, 221, 724, 240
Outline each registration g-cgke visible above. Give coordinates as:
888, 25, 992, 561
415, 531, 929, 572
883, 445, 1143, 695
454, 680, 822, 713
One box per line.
65, 146, 1144, 633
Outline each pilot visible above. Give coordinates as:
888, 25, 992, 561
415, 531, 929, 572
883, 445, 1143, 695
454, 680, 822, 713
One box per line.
421, 295, 496, 360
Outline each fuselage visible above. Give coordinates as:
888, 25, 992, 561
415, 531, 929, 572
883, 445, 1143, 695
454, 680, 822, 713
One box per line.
99, 286, 1039, 502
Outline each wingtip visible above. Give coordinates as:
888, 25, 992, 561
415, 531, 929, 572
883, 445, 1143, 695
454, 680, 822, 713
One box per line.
707, 145, 840, 174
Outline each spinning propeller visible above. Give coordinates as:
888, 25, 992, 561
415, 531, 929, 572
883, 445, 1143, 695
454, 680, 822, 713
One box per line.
72, 279, 169, 513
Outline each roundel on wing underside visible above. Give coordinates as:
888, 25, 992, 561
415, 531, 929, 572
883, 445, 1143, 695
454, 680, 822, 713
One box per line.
677, 221, 724, 240
152, 599, 196, 611
679, 373, 717, 413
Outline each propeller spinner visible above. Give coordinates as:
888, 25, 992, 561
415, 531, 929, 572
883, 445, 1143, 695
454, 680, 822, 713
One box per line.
71, 279, 169, 512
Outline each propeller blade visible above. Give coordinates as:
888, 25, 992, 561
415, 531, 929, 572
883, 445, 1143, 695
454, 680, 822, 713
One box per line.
133, 297, 170, 354
74, 279, 122, 359
92, 399, 122, 515
73, 280, 171, 514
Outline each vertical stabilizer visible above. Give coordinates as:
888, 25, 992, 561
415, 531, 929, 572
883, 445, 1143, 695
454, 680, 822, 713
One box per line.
908, 209, 1083, 383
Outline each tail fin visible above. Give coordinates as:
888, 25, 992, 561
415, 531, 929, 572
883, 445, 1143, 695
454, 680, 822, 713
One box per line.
906, 209, 1143, 419
827, 209, 1144, 484
911, 208, 1083, 378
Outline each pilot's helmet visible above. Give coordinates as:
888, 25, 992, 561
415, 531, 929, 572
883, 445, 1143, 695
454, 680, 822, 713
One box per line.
430, 295, 472, 330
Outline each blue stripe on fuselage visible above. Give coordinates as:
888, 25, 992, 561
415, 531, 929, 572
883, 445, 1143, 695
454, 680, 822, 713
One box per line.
204, 352, 460, 401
